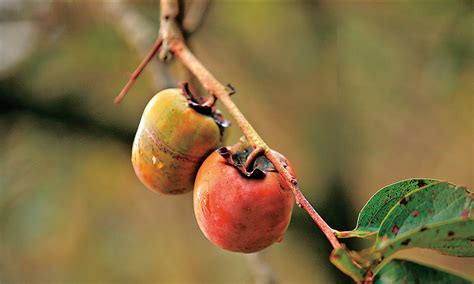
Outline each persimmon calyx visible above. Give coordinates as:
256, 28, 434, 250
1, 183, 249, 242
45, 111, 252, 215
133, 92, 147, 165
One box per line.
216, 139, 289, 179
179, 82, 230, 132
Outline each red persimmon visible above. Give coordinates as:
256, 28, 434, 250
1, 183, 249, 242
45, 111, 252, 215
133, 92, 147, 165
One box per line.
193, 142, 295, 253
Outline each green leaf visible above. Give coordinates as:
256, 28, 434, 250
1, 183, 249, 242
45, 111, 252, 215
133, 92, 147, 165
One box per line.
374, 182, 473, 259
428, 238, 474, 256
335, 178, 440, 238
373, 259, 471, 283
329, 246, 365, 282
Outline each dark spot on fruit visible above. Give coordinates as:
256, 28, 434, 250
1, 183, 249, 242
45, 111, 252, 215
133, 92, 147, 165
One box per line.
392, 226, 399, 234
235, 223, 247, 230
401, 238, 411, 246
399, 197, 408, 206
279, 182, 285, 190
448, 231, 455, 237
413, 210, 420, 217
417, 180, 426, 187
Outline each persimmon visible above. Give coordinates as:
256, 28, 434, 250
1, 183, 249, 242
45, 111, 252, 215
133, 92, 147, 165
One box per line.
132, 87, 228, 194
193, 141, 295, 253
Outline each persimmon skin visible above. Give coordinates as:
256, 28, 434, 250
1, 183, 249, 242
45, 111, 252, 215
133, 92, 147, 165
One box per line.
132, 89, 222, 194
193, 150, 295, 253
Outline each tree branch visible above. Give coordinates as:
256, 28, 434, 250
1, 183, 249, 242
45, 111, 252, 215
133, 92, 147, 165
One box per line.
114, 0, 341, 250
159, 0, 341, 250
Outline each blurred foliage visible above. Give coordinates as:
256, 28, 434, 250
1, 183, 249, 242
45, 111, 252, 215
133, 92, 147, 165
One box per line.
1, 0, 473, 283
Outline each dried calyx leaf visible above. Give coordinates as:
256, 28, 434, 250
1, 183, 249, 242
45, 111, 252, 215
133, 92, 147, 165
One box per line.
217, 138, 285, 179
180, 82, 230, 134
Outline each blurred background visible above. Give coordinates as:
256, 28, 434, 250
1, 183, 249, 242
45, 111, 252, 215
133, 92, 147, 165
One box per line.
1, 0, 473, 283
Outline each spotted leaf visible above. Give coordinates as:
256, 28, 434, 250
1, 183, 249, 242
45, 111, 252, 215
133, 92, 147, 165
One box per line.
335, 178, 439, 238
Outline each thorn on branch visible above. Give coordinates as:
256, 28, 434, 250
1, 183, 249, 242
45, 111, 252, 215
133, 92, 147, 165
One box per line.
226, 83, 236, 96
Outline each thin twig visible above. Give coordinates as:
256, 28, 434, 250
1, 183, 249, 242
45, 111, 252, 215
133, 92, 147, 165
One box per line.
114, 37, 163, 104
101, 0, 173, 95
159, 0, 341, 250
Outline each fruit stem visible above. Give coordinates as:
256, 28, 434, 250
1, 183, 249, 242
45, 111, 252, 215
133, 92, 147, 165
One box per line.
245, 147, 264, 171
158, 0, 342, 250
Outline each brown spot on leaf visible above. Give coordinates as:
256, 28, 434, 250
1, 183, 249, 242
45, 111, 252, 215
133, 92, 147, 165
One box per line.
461, 209, 469, 219
401, 238, 411, 246
366, 270, 373, 279
428, 209, 433, 215
392, 226, 399, 234
413, 210, 420, 217
448, 231, 455, 237
417, 180, 427, 187
420, 225, 428, 232
399, 197, 408, 206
